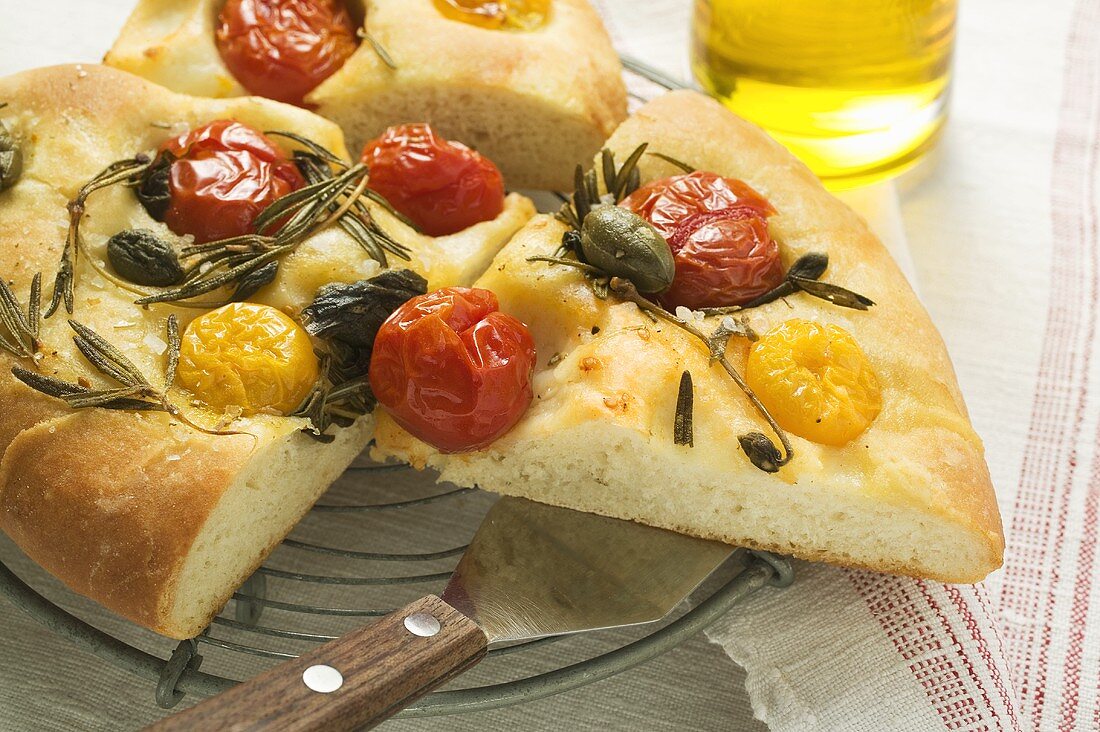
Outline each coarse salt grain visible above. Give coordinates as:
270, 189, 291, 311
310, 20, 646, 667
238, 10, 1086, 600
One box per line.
143, 333, 168, 355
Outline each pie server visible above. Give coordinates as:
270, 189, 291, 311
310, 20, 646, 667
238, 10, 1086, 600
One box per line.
146, 496, 745, 731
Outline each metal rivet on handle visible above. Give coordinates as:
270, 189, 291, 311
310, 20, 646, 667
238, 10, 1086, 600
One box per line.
404, 611, 441, 637
302, 664, 343, 693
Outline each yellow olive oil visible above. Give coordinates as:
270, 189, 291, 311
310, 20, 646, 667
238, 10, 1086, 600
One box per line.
692, 0, 956, 188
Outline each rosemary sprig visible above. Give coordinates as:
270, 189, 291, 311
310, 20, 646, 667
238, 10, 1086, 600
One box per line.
607, 278, 794, 471
358, 28, 398, 70
0, 273, 40, 359
647, 152, 695, 174
535, 142, 882, 472
291, 355, 374, 443
46, 130, 413, 312
46, 155, 154, 317
674, 370, 694, 447
556, 144, 648, 232
12, 315, 242, 436
134, 134, 412, 307
736, 253, 874, 311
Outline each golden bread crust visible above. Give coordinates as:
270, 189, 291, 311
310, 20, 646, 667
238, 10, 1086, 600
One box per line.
374, 91, 1004, 583
0, 64, 530, 636
105, 0, 627, 189
0, 410, 256, 634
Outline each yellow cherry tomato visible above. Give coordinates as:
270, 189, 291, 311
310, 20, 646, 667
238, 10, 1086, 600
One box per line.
745, 319, 882, 446
432, 0, 550, 30
177, 302, 319, 416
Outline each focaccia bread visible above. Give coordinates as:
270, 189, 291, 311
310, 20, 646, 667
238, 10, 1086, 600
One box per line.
372, 90, 1004, 583
104, 0, 627, 190
0, 64, 532, 638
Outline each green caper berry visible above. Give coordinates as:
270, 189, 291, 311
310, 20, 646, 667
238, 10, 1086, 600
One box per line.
107, 229, 184, 287
580, 206, 675, 294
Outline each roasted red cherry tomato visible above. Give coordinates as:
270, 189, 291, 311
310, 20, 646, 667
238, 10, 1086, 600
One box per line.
216, 0, 359, 107
361, 124, 505, 237
369, 287, 536, 453
621, 171, 783, 310
158, 120, 305, 245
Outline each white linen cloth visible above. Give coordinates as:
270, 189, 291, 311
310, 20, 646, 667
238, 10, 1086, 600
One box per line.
0, 0, 1095, 730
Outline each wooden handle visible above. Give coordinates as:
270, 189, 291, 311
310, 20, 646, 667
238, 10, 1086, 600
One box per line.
146, 595, 487, 732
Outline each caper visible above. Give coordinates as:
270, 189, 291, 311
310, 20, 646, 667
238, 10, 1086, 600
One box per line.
0, 118, 22, 193
580, 206, 675, 294
106, 229, 184, 286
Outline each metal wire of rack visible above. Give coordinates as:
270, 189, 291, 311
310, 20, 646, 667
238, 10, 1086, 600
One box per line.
0, 57, 796, 721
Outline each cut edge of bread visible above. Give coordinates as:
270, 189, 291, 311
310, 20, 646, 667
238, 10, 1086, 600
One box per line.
314, 82, 617, 191
0, 407, 373, 640
377, 418, 1002, 585
166, 419, 373, 638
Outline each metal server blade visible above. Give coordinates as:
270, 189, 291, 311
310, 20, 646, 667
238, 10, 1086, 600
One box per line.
441, 496, 739, 644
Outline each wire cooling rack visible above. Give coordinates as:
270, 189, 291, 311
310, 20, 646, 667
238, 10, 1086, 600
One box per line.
0, 58, 795, 720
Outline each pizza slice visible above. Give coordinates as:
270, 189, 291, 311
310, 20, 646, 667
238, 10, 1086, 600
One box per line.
0, 64, 533, 638
104, 0, 627, 190
372, 90, 1004, 583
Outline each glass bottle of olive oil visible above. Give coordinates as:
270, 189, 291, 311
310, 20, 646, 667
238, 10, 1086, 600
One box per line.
691, 0, 956, 188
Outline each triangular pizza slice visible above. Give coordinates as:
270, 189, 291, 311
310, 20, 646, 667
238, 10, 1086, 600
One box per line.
372, 90, 1004, 583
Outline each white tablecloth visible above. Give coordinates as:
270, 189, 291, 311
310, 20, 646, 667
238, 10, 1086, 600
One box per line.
1, 0, 1095, 729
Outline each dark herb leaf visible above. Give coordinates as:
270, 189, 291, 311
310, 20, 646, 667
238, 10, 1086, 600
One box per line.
738, 432, 783, 473
302, 269, 427, 349
231, 261, 279, 302
601, 149, 617, 197
291, 356, 377, 441
48, 155, 154, 317
738, 281, 796, 309
674, 370, 694, 447
624, 166, 641, 198
647, 151, 695, 174
0, 274, 39, 358
790, 277, 875, 310
585, 168, 600, 207
359, 28, 397, 69
107, 229, 184, 286
526, 255, 606, 277
27, 272, 40, 341
787, 252, 829, 280
11, 366, 87, 398
68, 319, 149, 387
164, 314, 180, 388
266, 131, 347, 167
560, 229, 583, 259
614, 143, 648, 201
133, 151, 174, 221
12, 371, 159, 412
572, 164, 591, 224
